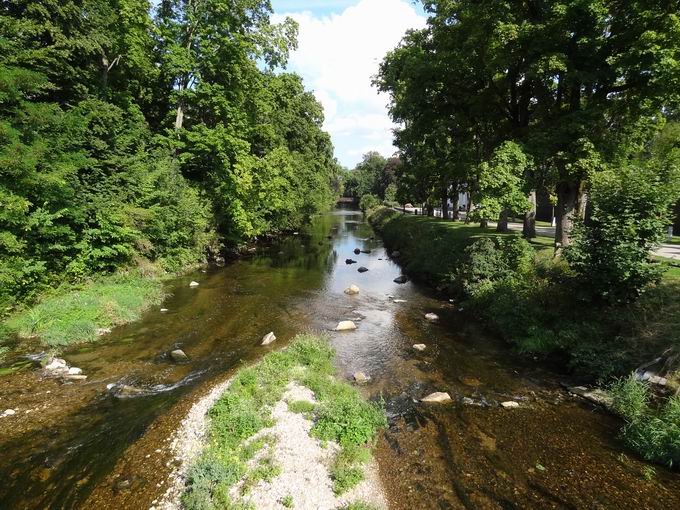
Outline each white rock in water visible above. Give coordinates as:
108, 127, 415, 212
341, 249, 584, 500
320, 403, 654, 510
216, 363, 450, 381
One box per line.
335, 321, 357, 331
425, 313, 439, 321
353, 372, 370, 383
64, 374, 87, 381
160, 308, 169, 313
344, 285, 360, 295
45, 358, 67, 371
2, 409, 16, 417
393, 299, 407, 303
413, 344, 427, 351
189, 281, 199, 287
96, 328, 112, 336
261, 332, 277, 345
501, 401, 520, 409
421, 392, 452, 403
170, 349, 189, 362
68, 367, 82, 375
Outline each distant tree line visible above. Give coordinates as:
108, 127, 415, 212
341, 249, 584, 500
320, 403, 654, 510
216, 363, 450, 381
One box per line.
0, 0, 341, 310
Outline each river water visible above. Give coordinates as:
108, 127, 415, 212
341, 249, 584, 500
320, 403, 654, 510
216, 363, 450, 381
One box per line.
1, 207, 679, 509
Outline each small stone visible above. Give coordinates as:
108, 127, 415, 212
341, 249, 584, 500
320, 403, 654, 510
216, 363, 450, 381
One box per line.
170, 349, 189, 362
393, 275, 409, 284
357, 266, 369, 273
96, 328, 112, 336
64, 374, 87, 381
393, 299, 407, 303
462, 397, 475, 405
68, 367, 82, 375
261, 332, 277, 346
2, 409, 16, 417
421, 392, 452, 403
45, 358, 67, 371
335, 321, 357, 331
160, 308, 169, 313
344, 285, 360, 295
353, 372, 370, 383
425, 313, 439, 321
413, 344, 427, 351
189, 281, 199, 287
501, 401, 520, 409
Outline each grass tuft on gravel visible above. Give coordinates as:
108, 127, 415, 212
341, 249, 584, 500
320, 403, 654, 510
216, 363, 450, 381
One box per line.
181, 333, 386, 509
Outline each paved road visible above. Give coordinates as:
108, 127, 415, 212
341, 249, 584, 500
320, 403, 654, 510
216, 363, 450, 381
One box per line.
395, 207, 680, 261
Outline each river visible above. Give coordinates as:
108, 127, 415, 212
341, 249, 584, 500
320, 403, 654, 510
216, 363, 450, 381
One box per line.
1, 207, 678, 509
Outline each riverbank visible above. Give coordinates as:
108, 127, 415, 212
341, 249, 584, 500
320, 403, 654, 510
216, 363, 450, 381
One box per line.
161, 333, 386, 510
368, 207, 680, 381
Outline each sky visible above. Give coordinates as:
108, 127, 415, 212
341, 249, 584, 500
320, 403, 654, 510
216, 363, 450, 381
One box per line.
271, 0, 427, 168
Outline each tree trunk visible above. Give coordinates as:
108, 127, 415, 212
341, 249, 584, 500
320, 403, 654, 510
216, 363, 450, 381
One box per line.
480, 219, 488, 228
523, 190, 537, 238
451, 193, 460, 221
465, 196, 473, 224
496, 210, 509, 232
441, 189, 449, 220
555, 180, 581, 249
175, 81, 185, 131
426, 204, 434, 217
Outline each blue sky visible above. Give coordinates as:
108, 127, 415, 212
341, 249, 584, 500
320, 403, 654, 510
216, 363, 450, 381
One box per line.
271, 0, 427, 167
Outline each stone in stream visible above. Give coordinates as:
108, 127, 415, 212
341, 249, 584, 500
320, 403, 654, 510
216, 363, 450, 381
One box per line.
501, 401, 520, 409
354, 248, 361, 255
64, 374, 88, 381
345, 259, 357, 264
2, 409, 16, 417
413, 344, 427, 352
567, 386, 613, 408
344, 285, 360, 295
353, 372, 371, 384
261, 332, 277, 346
170, 349, 189, 362
421, 392, 452, 403
357, 266, 369, 273
425, 313, 439, 321
44, 358, 68, 373
393, 299, 407, 303
335, 321, 357, 331
189, 281, 200, 287
68, 367, 82, 375
160, 308, 169, 313
393, 275, 409, 284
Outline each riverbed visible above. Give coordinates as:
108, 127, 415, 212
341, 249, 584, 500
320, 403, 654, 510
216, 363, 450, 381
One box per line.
1, 207, 679, 509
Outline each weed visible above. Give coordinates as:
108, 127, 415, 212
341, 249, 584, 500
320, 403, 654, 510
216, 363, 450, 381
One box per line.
288, 399, 315, 417
281, 494, 294, 508
341, 500, 380, 510
642, 465, 656, 481
250, 455, 281, 483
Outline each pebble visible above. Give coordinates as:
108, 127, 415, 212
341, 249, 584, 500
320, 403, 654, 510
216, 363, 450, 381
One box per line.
2, 409, 16, 417
425, 313, 439, 321
501, 401, 520, 409
413, 344, 427, 351
421, 392, 452, 403
189, 281, 199, 287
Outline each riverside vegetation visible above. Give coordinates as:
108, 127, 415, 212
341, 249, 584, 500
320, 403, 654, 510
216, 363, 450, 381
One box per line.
181, 334, 386, 509
0, 1, 340, 353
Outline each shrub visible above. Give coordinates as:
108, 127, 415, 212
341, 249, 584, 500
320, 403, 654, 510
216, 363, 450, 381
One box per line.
359, 194, 381, 213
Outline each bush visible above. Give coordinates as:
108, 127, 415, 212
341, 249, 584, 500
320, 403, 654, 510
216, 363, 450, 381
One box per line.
359, 194, 381, 213
565, 163, 680, 304
611, 375, 680, 468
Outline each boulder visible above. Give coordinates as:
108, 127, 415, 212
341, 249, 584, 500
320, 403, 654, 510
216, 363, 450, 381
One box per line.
421, 392, 452, 403
116, 385, 145, 397
413, 344, 427, 352
393, 275, 409, 284
353, 248, 361, 255
189, 281, 200, 287
353, 372, 370, 384
261, 332, 277, 346
357, 266, 369, 273
345, 259, 357, 264
501, 401, 520, 409
170, 349, 189, 362
344, 285, 360, 295
425, 313, 439, 321
68, 367, 83, 375
335, 321, 357, 331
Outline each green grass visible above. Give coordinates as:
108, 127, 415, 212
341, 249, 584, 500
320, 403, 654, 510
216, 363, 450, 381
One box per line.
282, 494, 294, 507
4, 273, 165, 347
182, 334, 387, 509
341, 502, 381, 510
287, 399, 315, 417
330, 444, 372, 494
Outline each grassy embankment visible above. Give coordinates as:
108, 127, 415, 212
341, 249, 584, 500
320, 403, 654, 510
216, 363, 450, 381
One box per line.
182, 334, 386, 509
0, 271, 167, 362
370, 207, 680, 468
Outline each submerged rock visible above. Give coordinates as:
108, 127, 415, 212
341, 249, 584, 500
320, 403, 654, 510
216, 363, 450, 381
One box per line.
413, 344, 426, 352
170, 349, 189, 362
189, 281, 200, 287
393, 275, 409, 284
424, 313, 439, 321
501, 401, 520, 409
568, 386, 613, 408
335, 321, 357, 331
2, 409, 16, 417
261, 332, 277, 346
353, 372, 370, 384
344, 285, 360, 295
421, 392, 452, 403
357, 266, 369, 273
64, 374, 87, 381
115, 385, 146, 397
393, 299, 407, 303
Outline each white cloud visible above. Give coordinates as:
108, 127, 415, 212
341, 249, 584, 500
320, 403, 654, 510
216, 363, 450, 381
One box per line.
274, 0, 426, 167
